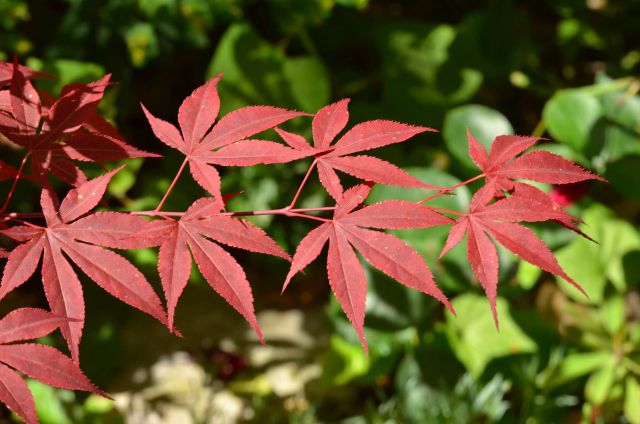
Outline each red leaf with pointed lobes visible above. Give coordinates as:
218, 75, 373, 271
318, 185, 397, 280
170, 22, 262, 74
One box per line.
312, 99, 350, 148
327, 225, 368, 352
0, 308, 70, 344
486, 135, 541, 169
47, 157, 88, 187
326, 155, 443, 190
0, 362, 37, 424
58, 166, 123, 223
466, 219, 500, 328
341, 200, 453, 229
329, 119, 437, 157
63, 131, 160, 162
60, 239, 168, 326
188, 158, 222, 198
283, 223, 331, 292
141, 104, 186, 151
178, 74, 222, 150
317, 161, 344, 201
205, 140, 307, 166
199, 106, 309, 151
0, 343, 104, 395
158, 225, 190, 330
481, 220, 587, 297
186, 232, 263, 342
0, 60, 52, 88
69, 212, 174, 249
342, 225, 453, 313
467, 129, 487, 169
285, 184, 452, 352
48, 74, 111, 135
10, 62, 41, 133
500, 150, 606, 184
275, 127, 313, 151
0, 235, 45, 300
41, 239, 84, 361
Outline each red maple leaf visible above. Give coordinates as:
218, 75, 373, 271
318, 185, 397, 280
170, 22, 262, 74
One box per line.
0, 168, 169, 360
0, 63, 156, 186
0, 308, 104, 424
144, 196, 291, 335
466, 130, 604, 207
275, 99, 442, 200
0, 60, 51, 88
142, 74, 307, 200
284, 184, 454, 352
440, 184, 588, 328
0, 160, 17, 182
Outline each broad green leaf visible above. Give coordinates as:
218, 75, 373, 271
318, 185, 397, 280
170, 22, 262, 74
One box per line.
625, 377, 640, 424
557, 205, 640, 300
550, 351, 612, 388
585, 355, 616, 405
445, 293, 536, 377
321, 335, 370, 386
27, 380, 73, 424
543, 90, 601, 151
599, 296, 625, 335
516, 261, 542, 290
443, 105, 513, 168
283, 56, 330, 112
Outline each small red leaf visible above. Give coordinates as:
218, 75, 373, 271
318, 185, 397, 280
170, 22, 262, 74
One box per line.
188, 159, 222, 199
467, 129, 487, 169
158, 225, 191, 330
186, 232, 263, 342
0, 343, 103, 395
317, 161, 344, 201
0, 235, 44, 300
275, 127, 312, 151
141, 103, 186, 151
499, 150, 605, 184
312, 99, 350, 148
329, 120, 435, 157
58, 166, 123, 223
466, 219, 500, 328
0, 362, 37, 424
283, 223, 331, 291
327, 225, 368, 353
178, 74, 221, 150
206, 140, 306, 166
0, 308, 69, 344
340, 200, 452, 229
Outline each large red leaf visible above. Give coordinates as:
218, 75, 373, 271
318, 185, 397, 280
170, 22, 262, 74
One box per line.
285, 184, 452, 352
0, 308, 69, 345
178, 74, 221, 150
0, 362, 37, 424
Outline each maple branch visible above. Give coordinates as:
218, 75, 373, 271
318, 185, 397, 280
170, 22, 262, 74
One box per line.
155, 157, 188, 212
0, 151, 30, 212
287, 159, 317, 209
419, 174, 485, 204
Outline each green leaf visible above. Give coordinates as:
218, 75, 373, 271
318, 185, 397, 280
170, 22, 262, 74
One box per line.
543, 90, 602, 151
585, 355, 616, 405
445, 293, 536, 377
443, 105, 513, 168
556, 205, 640, 300
123, 22, 160, 68
625, 377, 640, 424
321, 335, 371, 386
207, 23, 329, 113
551, 351, 612, 388
27, 380, 73, 424
599, 296, 625, 335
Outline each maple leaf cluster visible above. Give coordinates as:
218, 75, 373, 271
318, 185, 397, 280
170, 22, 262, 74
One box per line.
0, 60, 602, 422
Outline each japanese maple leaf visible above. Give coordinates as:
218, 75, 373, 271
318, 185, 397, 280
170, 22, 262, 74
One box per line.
142, 196, 291, 334
0, 60, 51, 88
142, 74, 308, 200
0, 308, 105, 424
0, 63, 155, 186
274, 99, 441, 200
284, 184, 454, 352
466, 130, 604, 207
440, 187, 587, 328
0, 168, 169, 361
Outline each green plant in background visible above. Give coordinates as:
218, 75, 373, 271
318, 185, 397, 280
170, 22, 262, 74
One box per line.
1, 0, 640, 423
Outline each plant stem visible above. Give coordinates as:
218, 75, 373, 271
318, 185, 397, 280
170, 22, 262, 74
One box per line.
1, 152, 30, 212
155, 158, 188, 212
287, 160, 317, 209
419, 174, 484, 204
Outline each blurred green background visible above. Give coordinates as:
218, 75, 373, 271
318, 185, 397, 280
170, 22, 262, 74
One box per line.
2, 0, 640, 423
